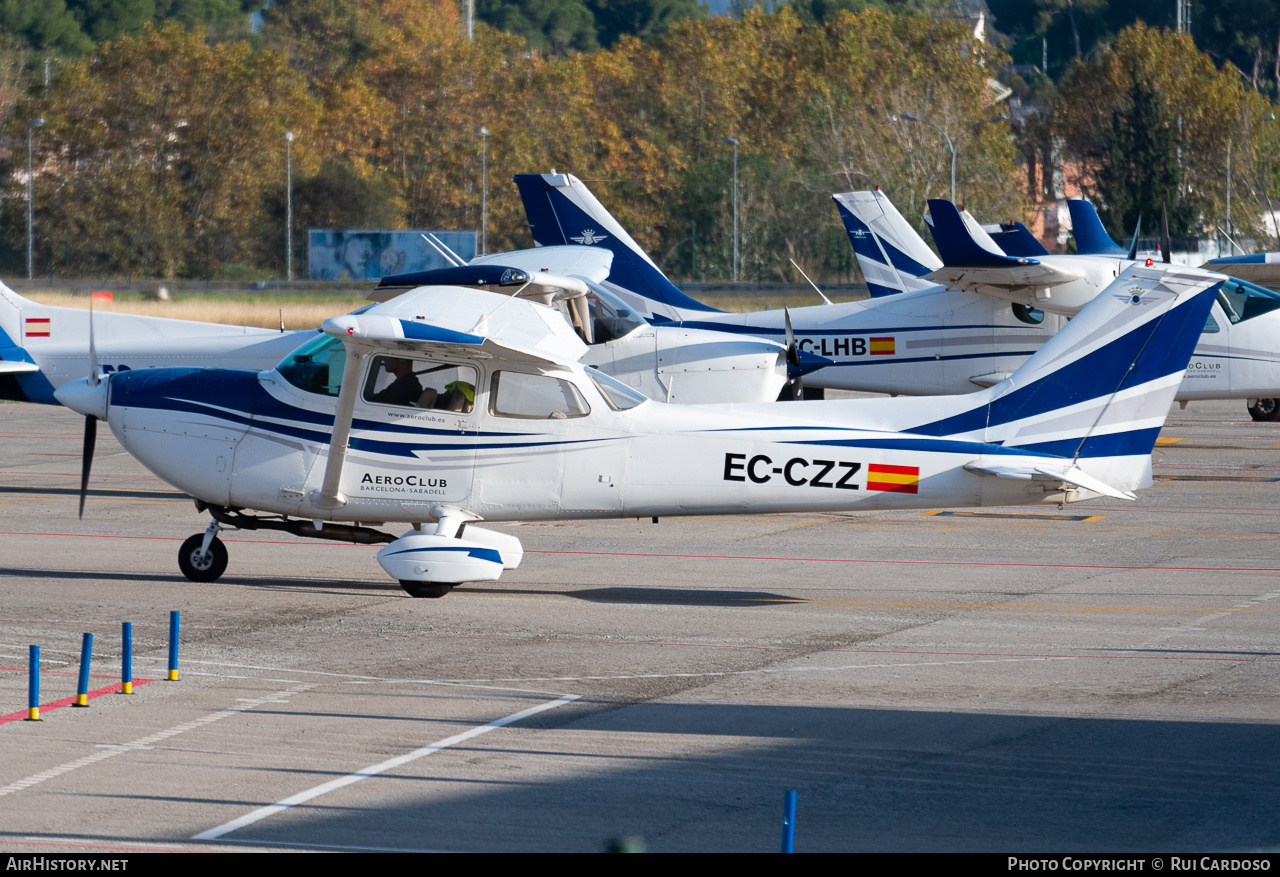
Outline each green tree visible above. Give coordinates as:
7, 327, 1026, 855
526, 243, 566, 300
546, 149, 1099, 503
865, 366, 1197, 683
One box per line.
475, 0, 599, 53
0, 0, 94, 54
1056, 23, 1251, 241
1092, 79, 1192, 239
586, 0, 706, 47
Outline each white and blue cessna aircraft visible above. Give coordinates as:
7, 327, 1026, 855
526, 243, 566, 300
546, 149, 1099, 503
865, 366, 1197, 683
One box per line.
513, 173, 1280, 412
55, 262, 1222, 597
0, 248, 798, 409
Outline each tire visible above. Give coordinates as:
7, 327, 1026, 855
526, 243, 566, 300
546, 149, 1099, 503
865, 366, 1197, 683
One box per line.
1248, 398, 1280, 422
400, 581, 453, 598
178, 533, 228, 583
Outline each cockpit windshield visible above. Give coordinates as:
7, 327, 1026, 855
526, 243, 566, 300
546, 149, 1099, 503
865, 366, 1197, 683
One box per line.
275, 333, 347, 396
1217, 278, 1280, 325
559, 286, 647, 345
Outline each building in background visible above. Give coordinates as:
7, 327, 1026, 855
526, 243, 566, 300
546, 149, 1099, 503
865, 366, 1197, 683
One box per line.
309, 230, 477, 282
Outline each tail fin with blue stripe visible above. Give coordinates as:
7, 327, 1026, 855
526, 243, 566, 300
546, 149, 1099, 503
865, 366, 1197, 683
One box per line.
831, 189, 941, 297
512, 173, 721, 314
907, 263, 1222, 494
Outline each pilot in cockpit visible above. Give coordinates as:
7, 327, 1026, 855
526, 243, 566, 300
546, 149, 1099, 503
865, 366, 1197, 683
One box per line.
369, 358, 422, 406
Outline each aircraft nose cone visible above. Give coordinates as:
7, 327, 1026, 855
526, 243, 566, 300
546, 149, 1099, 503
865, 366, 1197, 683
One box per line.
54, 377, 108, 420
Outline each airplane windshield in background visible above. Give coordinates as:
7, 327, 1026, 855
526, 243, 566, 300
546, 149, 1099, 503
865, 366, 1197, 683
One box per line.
1218, 279, 1280, 325
277, 334, 347, 396
587, 289, 645, 341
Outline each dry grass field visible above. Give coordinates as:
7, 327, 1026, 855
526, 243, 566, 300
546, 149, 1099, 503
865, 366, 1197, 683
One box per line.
23, 288, 869, 329
25, 292, 370, 330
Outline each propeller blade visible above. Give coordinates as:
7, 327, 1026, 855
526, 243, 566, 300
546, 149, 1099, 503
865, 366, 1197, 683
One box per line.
1161, 202, 1172, 264
1126, 216, 1142, 261
78, 415, 96, 519
87, 296, 100, 387
782, 308, 802, 401
784, 307, 797, 366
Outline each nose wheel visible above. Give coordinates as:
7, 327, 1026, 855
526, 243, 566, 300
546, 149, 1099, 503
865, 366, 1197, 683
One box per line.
399, 581, 453, 598
178, 532, 228, 582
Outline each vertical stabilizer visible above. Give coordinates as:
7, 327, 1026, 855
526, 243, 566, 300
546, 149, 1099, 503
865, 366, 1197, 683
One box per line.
1067, 199, 1127, 256
513, 173, 720, 314
832, 189, 942, 297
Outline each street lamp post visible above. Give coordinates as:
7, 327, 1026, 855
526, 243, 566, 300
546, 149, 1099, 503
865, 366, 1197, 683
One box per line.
900, 113, 1006, 203
285, 131, 294, 283
725, 136, 739, 282
479, 126, 488, 255
26, 117, 43, 280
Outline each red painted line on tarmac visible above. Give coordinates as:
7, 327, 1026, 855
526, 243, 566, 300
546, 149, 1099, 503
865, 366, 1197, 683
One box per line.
0, 532, 1274, 569
0, 679, 154, 725
525, 549, 1280, 574
0, 531, 370, 547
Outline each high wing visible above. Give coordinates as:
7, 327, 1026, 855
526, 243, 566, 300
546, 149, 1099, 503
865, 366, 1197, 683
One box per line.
313, 287, 589, 509
370, 245, 614, 302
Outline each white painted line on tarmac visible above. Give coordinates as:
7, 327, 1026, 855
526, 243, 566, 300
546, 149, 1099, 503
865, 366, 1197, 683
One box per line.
192, 693, 581, 842
0, 683, 314, 798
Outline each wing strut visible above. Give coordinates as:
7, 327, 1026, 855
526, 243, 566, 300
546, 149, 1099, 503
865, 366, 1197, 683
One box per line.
312, 347, 368, 509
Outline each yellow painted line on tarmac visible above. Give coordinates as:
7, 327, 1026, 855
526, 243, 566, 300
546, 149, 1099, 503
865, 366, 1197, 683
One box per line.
920, 510, 1105, 522
1155, 437, 1184, 445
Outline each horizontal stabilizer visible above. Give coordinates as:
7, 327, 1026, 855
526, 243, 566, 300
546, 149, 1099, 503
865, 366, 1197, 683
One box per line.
964, 461, 1135, 501
0, 359, 38, 375
986, 221, 1050, 258
927, 199, 1039, 269
927, 262, 1084, 297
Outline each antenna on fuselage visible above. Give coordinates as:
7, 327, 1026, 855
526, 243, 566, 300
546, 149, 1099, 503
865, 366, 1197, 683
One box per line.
789, 258, 833, 305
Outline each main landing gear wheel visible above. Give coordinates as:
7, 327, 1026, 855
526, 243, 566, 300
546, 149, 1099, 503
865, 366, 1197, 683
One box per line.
178, 533, 228, 582
1248, 398, 1280, 422
400, 581, 453, 598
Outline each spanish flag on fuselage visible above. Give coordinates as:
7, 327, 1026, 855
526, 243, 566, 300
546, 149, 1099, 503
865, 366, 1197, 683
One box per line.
869, 336, 895, 355
866, 463, 919, 493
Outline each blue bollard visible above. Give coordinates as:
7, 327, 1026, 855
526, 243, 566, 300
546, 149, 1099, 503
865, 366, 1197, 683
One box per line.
121, 622, 133, 694
781, 790, 797, 853
167, 611, 179, 681
27, 645, 40, 721
74, 632, 93, 707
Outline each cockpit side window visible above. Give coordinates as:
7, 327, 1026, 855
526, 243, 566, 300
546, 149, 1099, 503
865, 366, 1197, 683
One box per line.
276, 334, 347, 396
587, 368, 648, 410
363, 356, 478, 412
490, 370, 590, 419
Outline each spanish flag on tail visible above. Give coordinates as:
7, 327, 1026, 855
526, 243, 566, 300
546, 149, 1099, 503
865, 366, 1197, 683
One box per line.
866, 464, 919, 493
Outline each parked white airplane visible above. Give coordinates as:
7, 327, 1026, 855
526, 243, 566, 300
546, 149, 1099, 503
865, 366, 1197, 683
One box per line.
513, 173, 1280, 412
0, 283, 307, 405
373, 243, 805, 404
916, 196, 1280, 420
0, 246, 797, 409
56, 262, 1223, 597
